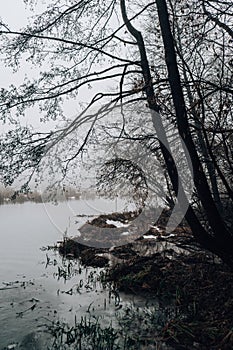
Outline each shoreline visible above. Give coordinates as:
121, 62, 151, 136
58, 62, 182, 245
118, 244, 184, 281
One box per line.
58, 209, 233, 349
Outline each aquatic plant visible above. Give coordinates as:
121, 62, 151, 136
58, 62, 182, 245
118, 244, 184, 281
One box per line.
44, 301, 183, 350
45, 316, 120, 350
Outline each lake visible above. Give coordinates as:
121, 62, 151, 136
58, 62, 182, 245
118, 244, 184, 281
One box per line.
0, 198, 154, 349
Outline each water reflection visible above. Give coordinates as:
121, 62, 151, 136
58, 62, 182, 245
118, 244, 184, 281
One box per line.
0, 199, 157, 350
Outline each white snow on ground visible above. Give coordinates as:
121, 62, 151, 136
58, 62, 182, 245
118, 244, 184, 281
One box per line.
7, 345, 17, 350
165, 233, 176, 238
121, 231, 131, 236
143, 231, 176, 239
150, 225, 162, 232
106, 220, 130, 228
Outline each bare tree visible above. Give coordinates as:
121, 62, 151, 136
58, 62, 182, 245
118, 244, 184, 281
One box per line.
0, 0, 232, 265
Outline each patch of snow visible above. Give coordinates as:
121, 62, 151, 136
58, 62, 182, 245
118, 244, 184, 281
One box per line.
121, 231, 131, 236
106, 220, 130, 228
165, 233, 176, 238
143, 235, 157, 239
150, 225, 162, 232
7, 344, 18, 350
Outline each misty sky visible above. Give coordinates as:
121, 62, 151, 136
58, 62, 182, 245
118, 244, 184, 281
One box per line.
0, 1, 97, 131
0, 1, 113, 189
1, 1, 29, 86
2, 1, 28, 27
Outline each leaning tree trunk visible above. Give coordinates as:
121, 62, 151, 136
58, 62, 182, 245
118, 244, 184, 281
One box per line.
120, 0, 233, 267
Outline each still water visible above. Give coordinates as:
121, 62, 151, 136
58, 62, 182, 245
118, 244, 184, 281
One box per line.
0, 198, 145, 349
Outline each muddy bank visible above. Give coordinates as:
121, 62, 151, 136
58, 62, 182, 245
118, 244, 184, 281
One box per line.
58, 208, 195, 267
58, 209, 233, 349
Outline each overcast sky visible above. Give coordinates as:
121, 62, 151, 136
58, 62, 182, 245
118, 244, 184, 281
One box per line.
1, 1, 28, 27
0, 1, 114, 189
0, 1, 94, 132
1, 1, 28, 84
1, 1, 113, 115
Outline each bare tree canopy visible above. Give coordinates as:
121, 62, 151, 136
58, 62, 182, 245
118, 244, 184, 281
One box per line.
0, 0, 232, 265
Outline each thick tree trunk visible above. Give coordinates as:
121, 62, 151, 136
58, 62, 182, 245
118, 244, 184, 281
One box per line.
155, 0, 233, 244
121, 0, 233, 267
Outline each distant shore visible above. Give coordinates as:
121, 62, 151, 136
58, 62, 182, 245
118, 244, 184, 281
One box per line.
0, 186, 99, 205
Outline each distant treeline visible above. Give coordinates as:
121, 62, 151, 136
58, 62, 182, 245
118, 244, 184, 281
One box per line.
0, 186, 97, 204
